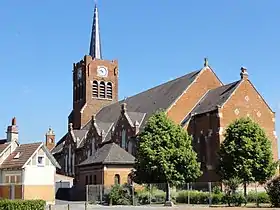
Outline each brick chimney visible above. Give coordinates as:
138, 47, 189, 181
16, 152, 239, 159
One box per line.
6, 117, 19, 143
45, 127, 55, 151
240, 66, 248, 80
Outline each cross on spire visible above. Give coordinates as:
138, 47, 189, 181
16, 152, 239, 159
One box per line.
89, 2, 102, 59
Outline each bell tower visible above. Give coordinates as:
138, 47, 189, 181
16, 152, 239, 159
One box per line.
72, 3, 119, 129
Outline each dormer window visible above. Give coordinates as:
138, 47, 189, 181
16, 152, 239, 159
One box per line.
14, 152, 21, 159
37, 156, 44, 166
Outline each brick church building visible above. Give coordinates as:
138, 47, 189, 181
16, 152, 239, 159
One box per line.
50, 4, 278, 189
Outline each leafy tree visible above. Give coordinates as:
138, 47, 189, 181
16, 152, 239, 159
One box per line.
218, 117, 277, 196
133, 111, 201, 204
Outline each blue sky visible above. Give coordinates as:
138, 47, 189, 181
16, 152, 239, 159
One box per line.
0, 1, 280, 154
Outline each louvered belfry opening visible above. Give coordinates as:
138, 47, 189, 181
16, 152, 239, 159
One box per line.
99, 81, 105, 98
92, 81, 98, 98
107, 82, 112, 99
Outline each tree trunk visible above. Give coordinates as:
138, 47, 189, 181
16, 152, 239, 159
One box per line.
164, 182, 174, 207
165, 182, 171, 202
244, 182, 247, 197
244, 182, 247, 206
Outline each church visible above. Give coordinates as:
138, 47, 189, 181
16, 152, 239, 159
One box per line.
50, 4, 278, 191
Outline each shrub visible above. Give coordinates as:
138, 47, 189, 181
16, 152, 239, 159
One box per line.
104, 184, 132, 205
0, 199, 46, 210
176, 190, 210, 204
222, 193, 245, 206
266, 176, 280, 207
135, 187, 176, 205
211, 193, 224, 204
247, 191, 270, 204
212, 185, 222, 194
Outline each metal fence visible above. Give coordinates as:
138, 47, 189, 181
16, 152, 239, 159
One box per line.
83, 182, 266, 206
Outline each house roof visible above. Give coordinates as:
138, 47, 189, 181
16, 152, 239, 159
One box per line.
0, 142, 42, 169
79, 142, 135, 166
191, 80, 240, 115
0, 142, 61, 169
0, 142, 10, 155
181, 80, 240, 126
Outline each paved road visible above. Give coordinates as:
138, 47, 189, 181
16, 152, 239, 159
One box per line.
47, 201, 211, 210
47, 201, 273, 210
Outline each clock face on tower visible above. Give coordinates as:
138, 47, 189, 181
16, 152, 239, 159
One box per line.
97, 66, 108, 77
77, 68, 82, 80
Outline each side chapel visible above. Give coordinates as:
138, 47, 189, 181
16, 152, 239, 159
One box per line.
51, 4, 278, 190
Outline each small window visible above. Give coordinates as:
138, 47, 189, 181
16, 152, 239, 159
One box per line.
15, 175, 21, 183
121, 129, 126, 149
114, 174, 120, 185
5, 176, 10, 183
37, 156, 44, 166
92, 81, 98, 98
10, 176, 15, 183
14, 152, 21, 159
107, 82, 112, 99
99, 81, 105, 98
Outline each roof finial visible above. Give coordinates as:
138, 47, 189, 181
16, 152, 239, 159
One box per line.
89, 1, 102, 59
204, 57, 208, 67
240, 66, 248, 80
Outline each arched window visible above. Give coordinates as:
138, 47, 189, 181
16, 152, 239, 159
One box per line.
90, 138, 95, 155
99, 81, 105, 98
121, 129, 126, 149
107, 82, 113, 99
114, 174, 120, 185
92, 81, 98, 98
128, 140, 133, 154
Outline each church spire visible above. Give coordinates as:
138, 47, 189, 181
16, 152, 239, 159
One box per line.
89, 3, 102, 59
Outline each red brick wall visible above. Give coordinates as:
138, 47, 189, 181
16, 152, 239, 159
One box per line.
167, 68, 222, 124
220, 79, 278, 161
73, 56, 119, 129
187, 111, 221, 182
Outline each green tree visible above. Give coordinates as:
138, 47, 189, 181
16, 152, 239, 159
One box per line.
133, 111, 201, 205
218, 117, 277, 197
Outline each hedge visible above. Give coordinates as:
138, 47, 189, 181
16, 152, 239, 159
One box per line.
0, 199, 46, 210
176, 190, 270, 205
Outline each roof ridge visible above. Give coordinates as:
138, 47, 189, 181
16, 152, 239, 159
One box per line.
102, 143, 115, 162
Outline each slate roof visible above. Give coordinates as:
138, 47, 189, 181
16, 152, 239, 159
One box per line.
181, 81, 240, 126
0, 142, 10, 154
192, 81, 240, 115
51, 134, 66, 155
0, 142, 42, 169
73, 130, 88, 148
83, 70, 201, 130
79, 142, 135, 166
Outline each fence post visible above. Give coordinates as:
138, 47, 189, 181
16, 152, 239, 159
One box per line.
149, 184, 152, 205
99, 185, 103, 204
85, 202, 87, 210
132, 183, 135, 206
86, 185, 89, 204
255, 182, 258, 206
187, 183, 190, 205
208, 182, 212, 206
67, 203, 70, 210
